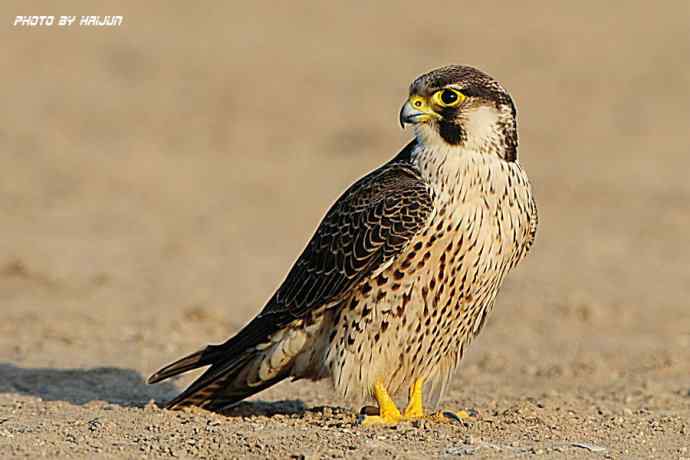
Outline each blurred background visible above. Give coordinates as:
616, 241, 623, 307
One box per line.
0, 0, 688, 417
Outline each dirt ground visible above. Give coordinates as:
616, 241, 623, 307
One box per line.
1, 2, 689, 459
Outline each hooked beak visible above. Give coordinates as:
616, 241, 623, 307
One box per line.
399, 95, 439, 128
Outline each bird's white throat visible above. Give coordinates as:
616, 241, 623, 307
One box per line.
410, 136, 513, 206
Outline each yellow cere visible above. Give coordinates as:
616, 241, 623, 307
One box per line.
409, 95, 431, 111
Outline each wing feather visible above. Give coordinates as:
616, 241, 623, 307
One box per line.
199, 148, 433, 356
265, 159, 433, 321
148, 142, 434, 409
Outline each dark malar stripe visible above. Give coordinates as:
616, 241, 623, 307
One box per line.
439, 121, 464, 145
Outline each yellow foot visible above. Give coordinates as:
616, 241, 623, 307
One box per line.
359, 381, 402, 425
402, 378, 424, 419
358, 378, 478, 426
359, 412, 402, 425
359, 409, 476, 425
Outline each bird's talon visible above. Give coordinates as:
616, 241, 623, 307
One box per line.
463, 408, 479, 418
359, 405, 379, 416
433, 409, 477, 423
442, 410, 464, 423
358, 414, 402, 426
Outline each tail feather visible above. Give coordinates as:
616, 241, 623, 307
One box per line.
160, 351, 288, 410
148, 341, 290, 410
148, 315, 300, 410
177, 371, 287, 412
147, 347, 216, 384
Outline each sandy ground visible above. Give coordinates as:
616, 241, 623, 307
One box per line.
1, 1, 689, 458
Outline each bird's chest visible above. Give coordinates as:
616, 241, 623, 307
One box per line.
365, 178, 525, 327
378, 156, 530, 334
422, 162, 530, 287
329, 153, 533, 382
403, 193, 509, 309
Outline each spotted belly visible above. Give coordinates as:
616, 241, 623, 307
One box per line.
322, 192, 529, 407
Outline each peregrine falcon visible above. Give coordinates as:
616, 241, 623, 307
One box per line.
148, 65, 538, 425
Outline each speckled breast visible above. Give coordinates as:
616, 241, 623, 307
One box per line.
326, 150, 535, 403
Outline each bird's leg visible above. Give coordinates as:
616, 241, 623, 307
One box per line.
403, 377, 476, 423
402, 378, 425, 418
359, 381, 402, 425
359, 378, 477, 426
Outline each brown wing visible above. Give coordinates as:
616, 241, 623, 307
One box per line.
268, 161, 433, 316
149, 143, 434, 409
204, 154, 434, 355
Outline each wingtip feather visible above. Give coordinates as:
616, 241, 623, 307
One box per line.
147, 348, 207, 385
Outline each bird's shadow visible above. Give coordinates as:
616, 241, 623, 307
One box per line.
219, 399, 309, 417
0, 363, 177, 407
0, 363, 324, 418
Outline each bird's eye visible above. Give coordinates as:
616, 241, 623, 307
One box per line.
441, 90, 457, 104
433, 88, 465, 107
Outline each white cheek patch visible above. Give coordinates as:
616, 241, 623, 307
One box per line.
464, 105, 500, 143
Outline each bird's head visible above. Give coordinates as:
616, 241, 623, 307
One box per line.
400, 65, 518, 161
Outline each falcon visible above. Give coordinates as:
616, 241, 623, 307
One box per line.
148, 65, 538, 425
